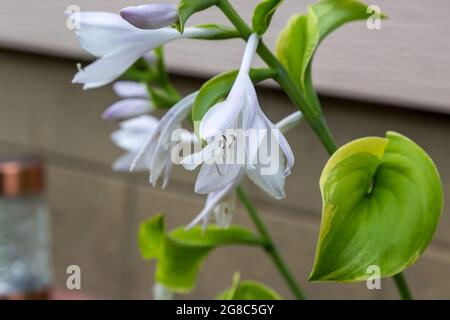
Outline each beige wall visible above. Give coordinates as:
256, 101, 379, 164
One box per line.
4, 0, 450, 113
0, 49, 449, 299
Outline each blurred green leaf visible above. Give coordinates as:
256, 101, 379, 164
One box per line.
191, 68, 277, 135
217, 273, 282, 300
252, 0, 284, 35
310, 132, 443, 281
176, 0, 217, 33
148, 86, 179, 109
138, 214, 264, 293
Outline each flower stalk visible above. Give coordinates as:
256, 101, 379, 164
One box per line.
236, 186, 306, 300
217, 0, 413, 300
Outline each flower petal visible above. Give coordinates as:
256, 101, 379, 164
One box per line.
113, 152, 140, 171
245, 154, 286, 200
73, 43, 153, 89
73, 12, 137, 57
112, 128, 148, 152
181, 141, 217, 171
131, 93, 197, 185
112, 115, 158, 152
148, 92, 198, 171
119, 114, 159, 130
255, 106, 295, 176
199, 74, 248, 139
102, 98, 153, 120
186, 176, 241, 229
113, 81, 149, 98
195, 163, 242, 194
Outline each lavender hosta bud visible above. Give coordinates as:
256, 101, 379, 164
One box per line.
120, 4, 178, 30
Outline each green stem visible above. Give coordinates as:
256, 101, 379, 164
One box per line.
218, 0, 414, 301
217, 0, 337, 155
236, 186, 306, 300
393, 273, 413, 300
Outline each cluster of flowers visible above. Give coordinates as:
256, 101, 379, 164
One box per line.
70, 4, 302, 229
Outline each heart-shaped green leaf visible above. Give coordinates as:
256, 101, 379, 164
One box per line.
139, 214, 264, 293
252, 0, 284, 35
191, 68, 277, 135
276, 0, 377, 91
176, 0, 217, 33
310, 132, 443, 281
217, 273, 281, 300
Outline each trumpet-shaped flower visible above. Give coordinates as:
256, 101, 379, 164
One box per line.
71, 12, 217, 89
132, 92, 199, 188
186, 111, 302, 229
102, 81, 154, 120
111, 115, 159, 171
120, 4, 178, 30
183, 34, 294, 201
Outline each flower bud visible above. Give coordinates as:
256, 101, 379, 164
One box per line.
120, 4, 178, 29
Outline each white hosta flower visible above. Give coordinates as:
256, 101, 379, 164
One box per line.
186, 111, 302, 229
103, 81, 154, 120
111, 115, 159, 171
120, 4, 178, 30
186, 176, 242, 229
132, 92, 199, 188
152, 282, 174, 300
183, 33, 294, 200
71, 12, 214, 89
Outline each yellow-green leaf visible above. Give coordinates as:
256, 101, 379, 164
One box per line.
252, 0, 284, 35
310, 132, 443, 281
275, 0, 378, 91
217, 273, 281, 300
176, 0, 217, 33
138, 214, 264, 293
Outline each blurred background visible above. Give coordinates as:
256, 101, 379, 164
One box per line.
0, 0, 449, 299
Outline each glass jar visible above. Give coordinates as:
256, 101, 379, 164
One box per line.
0, 155, 51, 299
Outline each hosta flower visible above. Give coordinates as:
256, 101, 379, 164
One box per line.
70, 12, 216, 89
183, 33, 294, 200
187, 111, 302, 229
132, 92, 199, 188
120, 4, 178, 30
103, 81, 154, 120
187, 182, 240, 229
111, 115, 159, 171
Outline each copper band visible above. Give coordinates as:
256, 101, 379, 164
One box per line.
0, 155, 44, 197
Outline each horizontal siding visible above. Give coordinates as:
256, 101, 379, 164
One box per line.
1, 0, 449, 113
